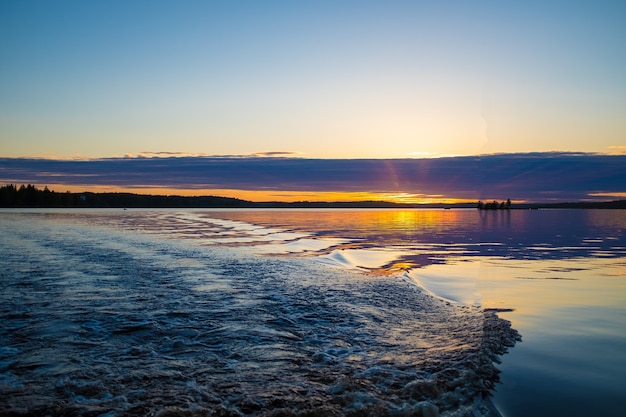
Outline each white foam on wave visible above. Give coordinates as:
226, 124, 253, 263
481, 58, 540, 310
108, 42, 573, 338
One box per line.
254, 237, 349, 254
0, 209, 521, 417
172, 212, 348, 254
179, 213, 313, 244
317, 248, 412, 270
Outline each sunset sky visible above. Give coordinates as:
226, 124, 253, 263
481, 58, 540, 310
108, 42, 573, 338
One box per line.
1, 1, 625, 202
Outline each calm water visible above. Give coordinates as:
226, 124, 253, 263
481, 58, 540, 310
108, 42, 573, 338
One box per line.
1, 208, 624, 416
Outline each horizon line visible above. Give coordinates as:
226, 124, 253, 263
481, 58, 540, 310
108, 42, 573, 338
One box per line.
3, 183, 626, 207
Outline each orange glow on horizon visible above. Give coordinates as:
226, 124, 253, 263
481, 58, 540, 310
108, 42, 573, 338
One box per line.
36, 184, 476, 204
589, 192, 626, 198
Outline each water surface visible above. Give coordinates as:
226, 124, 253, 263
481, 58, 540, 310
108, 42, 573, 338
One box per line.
189, 208, 626, 417
0, 209, 520, 417
1, 208, 624, 416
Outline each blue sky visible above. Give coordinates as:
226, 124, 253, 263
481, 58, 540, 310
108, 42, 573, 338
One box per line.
1, 0, 625, 159
1, 1, 625, 202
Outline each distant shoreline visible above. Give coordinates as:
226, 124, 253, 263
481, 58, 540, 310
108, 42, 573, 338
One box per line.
1, 184, 625, 209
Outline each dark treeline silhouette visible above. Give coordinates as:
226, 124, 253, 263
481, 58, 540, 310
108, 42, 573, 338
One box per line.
2, 184, 625, 209
0, 184, 79, 207
0, 185, 425, 208
0, 185, 425, 209
0, 184, 251, 208
477, 199, 511, 210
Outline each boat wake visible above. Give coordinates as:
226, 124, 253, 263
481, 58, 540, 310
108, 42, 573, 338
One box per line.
0, 211, 520, 416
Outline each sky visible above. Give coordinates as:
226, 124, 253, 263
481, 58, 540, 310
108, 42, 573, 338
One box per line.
1, 1, 625, 202
2, 153, 625, 203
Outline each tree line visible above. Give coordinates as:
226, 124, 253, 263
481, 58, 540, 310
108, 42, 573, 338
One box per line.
0, 185, 423, 209
0, 184, 82, 207
477, 199, 511, 210
3, 184, 624, 209
0, 184, 251, 208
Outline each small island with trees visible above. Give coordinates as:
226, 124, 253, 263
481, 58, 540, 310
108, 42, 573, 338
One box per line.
477, 199, 511, 210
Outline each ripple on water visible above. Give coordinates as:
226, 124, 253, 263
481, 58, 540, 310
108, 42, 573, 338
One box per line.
0, 212, 519, 416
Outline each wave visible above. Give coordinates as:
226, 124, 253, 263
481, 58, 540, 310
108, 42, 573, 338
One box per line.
0, 210, 520, 416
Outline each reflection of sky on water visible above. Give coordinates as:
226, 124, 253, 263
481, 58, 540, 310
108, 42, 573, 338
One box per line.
2, 208, 624, 416
81, 209, 624, 322
16, 208, 623, 291
184, 208, 626, 269
0, 209, 520, 416
186, 208, 626, 417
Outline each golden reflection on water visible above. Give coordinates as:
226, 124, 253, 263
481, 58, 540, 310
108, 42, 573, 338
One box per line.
54, 207, 624, 337
201, 209, 473, 241
427, 256, 626, 331
18, 207, 621, 417
200, 209, 626, 339
191, 208, 626, 417
515, 258, 624, 307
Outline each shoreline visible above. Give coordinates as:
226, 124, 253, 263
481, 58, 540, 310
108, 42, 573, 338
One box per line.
2, 185, 626, 209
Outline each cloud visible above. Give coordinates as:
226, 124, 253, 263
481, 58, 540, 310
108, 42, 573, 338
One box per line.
251, 151, 301, 157
1, 152, 625, 202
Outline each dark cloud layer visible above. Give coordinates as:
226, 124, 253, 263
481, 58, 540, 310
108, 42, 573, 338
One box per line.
1, 153, 625, 202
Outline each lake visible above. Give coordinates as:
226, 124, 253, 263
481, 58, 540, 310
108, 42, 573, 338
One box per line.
1, 208, 624, 416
